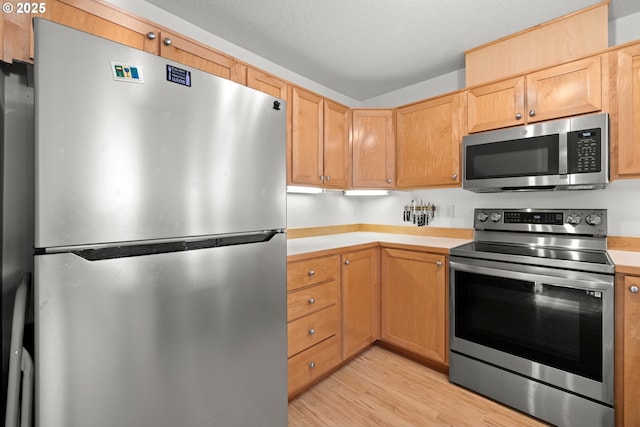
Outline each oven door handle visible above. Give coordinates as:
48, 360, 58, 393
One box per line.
449, 259, 613, 291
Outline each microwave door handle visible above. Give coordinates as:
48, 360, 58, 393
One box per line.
558, 132, 568, 175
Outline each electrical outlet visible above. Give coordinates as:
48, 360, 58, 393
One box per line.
445, 205, 455, 218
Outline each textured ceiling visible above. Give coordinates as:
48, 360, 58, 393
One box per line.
146, 0, 640, 101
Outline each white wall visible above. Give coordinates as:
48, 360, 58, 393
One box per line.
610, 10, 640, 45
355, 180, 640, 237
286, 192, 359, 229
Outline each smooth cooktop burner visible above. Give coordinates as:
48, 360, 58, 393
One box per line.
471, 242, 611, 265
450, 241, 614, 274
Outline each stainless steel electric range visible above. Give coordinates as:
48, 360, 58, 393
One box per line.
449, 208, 614, 427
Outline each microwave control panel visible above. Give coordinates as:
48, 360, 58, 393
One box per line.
568, 128, 601, 173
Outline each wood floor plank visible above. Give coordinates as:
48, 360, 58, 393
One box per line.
288, 346, 548, 427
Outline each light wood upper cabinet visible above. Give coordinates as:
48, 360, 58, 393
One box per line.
2, 0, 163, 63
287, 87, 350, 189
467, 55, 603, 133
465, 2, 608, 87
352, 109, 395, 188
159, 31, 237, 81
467, 77, 526, 133
288, 86, 324, 186
246, 67, 288, 100
396, 93, 462, 188
615, 274, 640, 427
323, 101, 351, 189
2, 0, 246, 85
341, 248, 379, 360
380, 248, 447, 366
610, 43, 640, 178
525, 55, 602, 123
1, 5, 32, 63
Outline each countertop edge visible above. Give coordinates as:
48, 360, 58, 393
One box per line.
287, 233, 640, 274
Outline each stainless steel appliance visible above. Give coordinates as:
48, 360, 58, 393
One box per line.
34, 19, 287, 427
449, 208, 614, 427
462, 113, 609, 192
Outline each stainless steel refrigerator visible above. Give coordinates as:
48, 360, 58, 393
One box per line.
33, 19, 287, 427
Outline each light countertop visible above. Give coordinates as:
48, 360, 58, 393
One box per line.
287, 232, 471, 257
608, 250, 640, 275
288, 232, 640, 275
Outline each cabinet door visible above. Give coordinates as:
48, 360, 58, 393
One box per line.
615, 275, 640, 427
396, 93, 462, 188
341, 248, 379, 360
352, 109, 395, 188
380, 248, 447, 365
159, 31, 237, 80
1, 6, 32, 63
611, 44, 640, 178
526, 55, 602, 123
288, 86, 324, 186
466, 76, 525, 133
247, 67, 288, 100
43, 0, 161, 55
323, 100, 351, 189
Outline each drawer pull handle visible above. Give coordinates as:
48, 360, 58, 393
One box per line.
308, 298, 315, 304
308, 328, 316, 335
436, 261, 443, 267
630, 285, 639, 294
308, 270, 315, 277
309, 362, 316, 369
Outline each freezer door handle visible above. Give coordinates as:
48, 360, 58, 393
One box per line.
40, 230, 285, 261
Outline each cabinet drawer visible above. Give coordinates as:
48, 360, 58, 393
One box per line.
288, 335, 340, 396
287, 255, 338, 291
288, 305, 338, 357
288, 280, 338, 322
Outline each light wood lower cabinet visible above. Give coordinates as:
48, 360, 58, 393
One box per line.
615, 274, 640, 427
287, 254, 340, 397
380, 247, 447, 366
287, 280, 337, 322
288, 335, 341, 397
341, 248, 379, 360
288, 244, 449, 396
288, 305, 339, 357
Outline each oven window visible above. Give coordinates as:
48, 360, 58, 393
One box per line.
454, 271, 602, 381
466, 134, 559, 179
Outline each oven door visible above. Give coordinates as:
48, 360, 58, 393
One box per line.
449, 256, 614, 405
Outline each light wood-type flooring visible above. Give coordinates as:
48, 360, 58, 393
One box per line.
288, 346, 548, 426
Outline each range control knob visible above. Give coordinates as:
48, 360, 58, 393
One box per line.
586, 214, 602, 226
490, 213, 502, 222
566, 214, 582, 226
476, 212, 489, 222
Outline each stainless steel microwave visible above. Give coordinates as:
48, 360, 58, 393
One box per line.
462, 113, 609, 192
